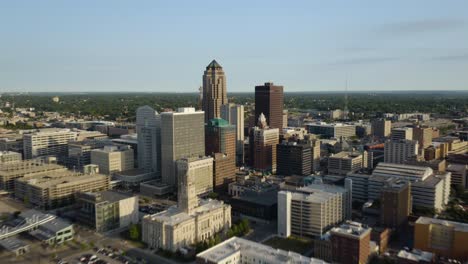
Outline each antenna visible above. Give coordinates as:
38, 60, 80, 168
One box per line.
344, 78, 349, 120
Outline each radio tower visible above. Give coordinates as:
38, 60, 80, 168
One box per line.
343, 79, 349, 120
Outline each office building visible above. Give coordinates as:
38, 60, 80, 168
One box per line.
328, 151, 367, 175
330, 221, 372, 264
205, 118, 236, 157
90, 145, 134, 175
446, 164, 467, 188
255, 82, 284, 129
0, 151, 21, 164
278, 181, 352, 238
22, 210, 74, 246
353, 163, 451, 211
202, 60, 227, 122
251, 114, 279, 172
221, 103, 245, 165
161, 108, 205, 187
391, 127, 413, 141
136, 105, 161, 176
76, 191, 138, 233
142, 158, 231, 252
65, 139, 113, 170
176, 156, 213, 197
23, 129, 77, 159
371, 119, 391, 138
380, 180, 411, 229
14, 170, 110, 210
196, 236, 327, 264
384, 139, 419, 164
213, 153, 236, 192
276, 141, 312, 176
306, 122, 356, 139
0, 161, 66, 191
413, 126, 433, 149
414, 217, 468, 260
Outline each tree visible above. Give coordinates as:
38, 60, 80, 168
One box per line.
129, 223, 140, 241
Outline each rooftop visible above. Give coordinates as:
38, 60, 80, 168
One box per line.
196, 236, 327, 264
372, 163, 433, 181
397, 249, 434, 262
416, 217, 468, 232
330, 221, 371, 239
145, 198, 228, 226
18, 170, 108, 188
206, 59, 222, 69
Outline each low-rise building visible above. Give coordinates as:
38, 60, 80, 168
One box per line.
0, 161, 66, 191
328, 151, 367, 175
414, 217, 468, 260
76, 191, 138, 232
0, 151, 22, 164
196, 236, 327, 264
91, 145, 134, 175
14, 170, 110, 209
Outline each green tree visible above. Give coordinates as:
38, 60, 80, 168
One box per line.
129, 223, 140, 241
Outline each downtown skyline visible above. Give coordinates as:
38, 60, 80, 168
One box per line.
1, 1, 467, 93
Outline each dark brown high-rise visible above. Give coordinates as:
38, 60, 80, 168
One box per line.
255, 82, 284, 129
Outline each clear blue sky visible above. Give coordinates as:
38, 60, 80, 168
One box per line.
1, 0, 467, 92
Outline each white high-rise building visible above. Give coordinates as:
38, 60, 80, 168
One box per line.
221, 103, 245, 165
136, 106, 161, 177
23, 129, 77, 159
384, 139, 419, 164
176, 156, 213, 197
278, 180, 352, 238
161, 108, 205, 187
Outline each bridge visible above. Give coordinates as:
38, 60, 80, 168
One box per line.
0, 210, 56, 240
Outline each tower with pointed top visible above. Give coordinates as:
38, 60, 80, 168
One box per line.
202, 60, 227, 123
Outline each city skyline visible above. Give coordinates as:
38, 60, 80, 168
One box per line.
1, 1, 467, 92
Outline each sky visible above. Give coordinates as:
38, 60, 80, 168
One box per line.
0, 0, 467, 93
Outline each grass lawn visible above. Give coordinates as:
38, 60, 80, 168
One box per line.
262, 236, 313, 255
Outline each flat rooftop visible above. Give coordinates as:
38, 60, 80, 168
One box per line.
416, 216, 468, 232
196, 236, 327, 264
397, 249, 433, 262
18, 170, 108, 188
330, 221, 371, 239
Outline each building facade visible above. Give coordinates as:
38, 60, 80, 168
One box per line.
380, 180, 411, 229
328, 151, 367, 176
176, 156, 214, 197
202, 60, 227, 123
14, 170, 110, 210
142, 156, 231, 252
330, 221, 372, 264
221, 103, 245, 165
90, 145, 134, 175
276, 141, 312, 176
136, 105, 161, 177
76, 191, 138, 232
23, 129, 77, 159
414, 217, 468, 260
205, 118, 236, 157
161, 108, 205, 187
278, 181, 352, 238
251, 114, 279, 173
371, 119, 391, 138
384, 139, 419, 164
255, 82, 284, 129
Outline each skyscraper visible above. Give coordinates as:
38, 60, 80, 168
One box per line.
371, 119, 391, 138
161, 108, 205, 187
136, 105, 161, 176
255, 82, 284, 129
251, 114, 279, 173
205, 118, 236, 157
221, 103, 245, 165
202, 60, 227, 123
